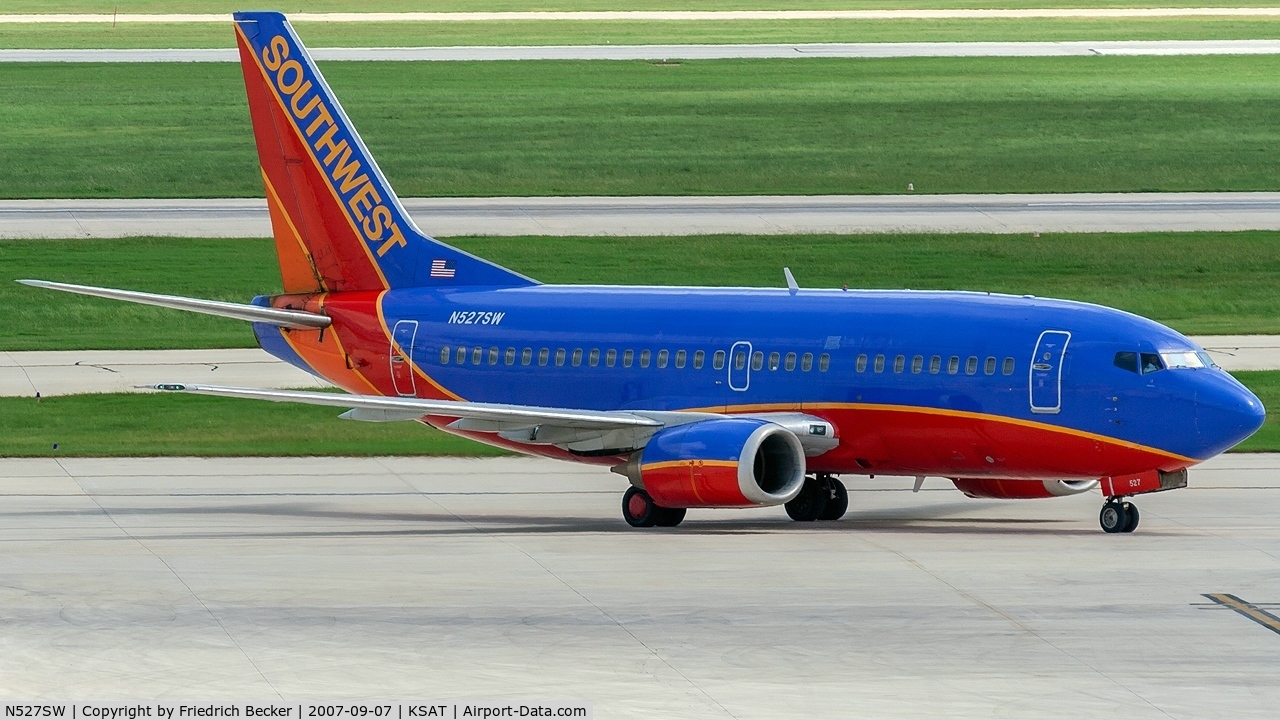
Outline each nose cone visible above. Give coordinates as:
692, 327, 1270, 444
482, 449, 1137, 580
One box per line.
1196, 372, 1266, 456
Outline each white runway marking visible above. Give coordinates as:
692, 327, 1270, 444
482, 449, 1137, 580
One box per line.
7, 9, 1280, 22
6, 193, 1280, 238
0, 337, 1272, 398
0, 453, 1276, 713
6, 40, 1280, 62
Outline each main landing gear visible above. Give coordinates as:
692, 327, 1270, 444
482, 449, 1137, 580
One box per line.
1100, 498, 1140, 534
622, 486, 687, 528
785, 474, 849, 522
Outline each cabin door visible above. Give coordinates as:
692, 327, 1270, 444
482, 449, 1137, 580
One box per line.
1029, 330, 1070, 414
390, 319, 418, 397
728, 341, 752, 391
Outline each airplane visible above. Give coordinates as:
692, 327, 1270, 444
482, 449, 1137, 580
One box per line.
20, 11, 1265, 533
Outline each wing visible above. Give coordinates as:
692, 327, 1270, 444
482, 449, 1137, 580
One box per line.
149, 383, 714, 454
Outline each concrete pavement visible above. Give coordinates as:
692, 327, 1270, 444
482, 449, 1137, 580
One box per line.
0, 453, 1276, 714
1, 338, 1274, 397
8, 193, 1280, 238
8, 40, 1280, 62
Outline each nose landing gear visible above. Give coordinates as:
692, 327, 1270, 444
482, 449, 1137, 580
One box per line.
1100, 498, 1140, 533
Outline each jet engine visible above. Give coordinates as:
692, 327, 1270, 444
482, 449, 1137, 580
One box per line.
615, 418, 806, 508
952, 478, 1099, 499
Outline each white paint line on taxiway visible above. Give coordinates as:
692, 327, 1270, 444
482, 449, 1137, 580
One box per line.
5, 193, 1280, 238
1, 337, 1274, 398
6, 40, 1280, 62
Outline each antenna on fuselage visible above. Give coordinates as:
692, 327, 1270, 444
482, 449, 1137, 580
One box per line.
783, 267, 799, 296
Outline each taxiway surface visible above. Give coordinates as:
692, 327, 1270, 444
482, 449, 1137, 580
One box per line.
7, 193, 1280, 238
3, 337, 1276, 397
1, 454, 1277, 716
8, 40, 1280, 62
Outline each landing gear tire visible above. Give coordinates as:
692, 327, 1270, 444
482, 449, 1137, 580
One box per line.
623, 486, 658, 528
1121, 502, 1140, 533
653, 506, 687, 527
817, 477, 848, 521
622, 486, 686, 528
786, 476, 831, 522
1100, 500, 1130, 534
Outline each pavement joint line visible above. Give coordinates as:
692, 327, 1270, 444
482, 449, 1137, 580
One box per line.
374, 455, 739, 718
1203, 593, 1280, 635
52, 456, 285, 696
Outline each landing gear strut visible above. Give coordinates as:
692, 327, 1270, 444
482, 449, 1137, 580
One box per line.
622, 486, 686, 528
785, 474, 848, 522
1100, 498, 1140, 533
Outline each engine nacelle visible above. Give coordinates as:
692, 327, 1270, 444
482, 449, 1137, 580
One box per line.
952, 478, 1099, 499
617, 418, 806, 508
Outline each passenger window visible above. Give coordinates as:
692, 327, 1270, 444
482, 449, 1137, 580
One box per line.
521, 348, 532, 365
769, 352, 780, 371
856, 354, 868, 373
948, 356, 960, 374
657, 349, 669, 368
1002, 357, 1015, 375
752, 351, 764, 371
675, 350, 687, 368
623, 349, 634, 368
571, 348, 583, 367
694, 350, 705, 369
714, 350, 727, 370
555, 349, 566, 366
589, 349, 600, 367
471, 347, 483, 365
440, 347, 450, 364
1114, 351, 1139, 373
965, 356, 978, 375
930, 356, 942, 374
911, 355, 923, 374
733, 350, 746, 371
818, 353, 831, 372
785, 352, 796, 371
488, 347, 499, 365
984, 356, 996, 375
1140, 352, 1164, 374
640, 350, 651, 368
606, 349, 617, 367
538, 348, 549, 366
801, 353, 813, 372
894, 355, 905, 373
504, 347, 516, 365
456, 347, 467, 365
874, 354, 885, 373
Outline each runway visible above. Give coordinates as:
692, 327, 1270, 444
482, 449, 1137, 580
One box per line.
2, 337, 1275, 398
1, 453, 1277, 715
8, 40, 1280, 62
7, 192, 1280, 239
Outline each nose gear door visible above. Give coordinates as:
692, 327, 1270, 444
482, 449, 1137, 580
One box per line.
1030, 330, 1070, 414
390, 319, 418, 397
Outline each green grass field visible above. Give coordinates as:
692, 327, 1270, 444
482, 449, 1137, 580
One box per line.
6, 56, 1280, 199
13, 1, 1280, 12
4, 231, 1280, 351
6, 18, 1280, 49
4, 370, 1275, 456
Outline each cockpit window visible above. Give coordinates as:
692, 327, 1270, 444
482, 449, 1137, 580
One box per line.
1160, 351, 1206, 370
1197, 351, 1218, 369
1113, 351, 1138, 374
1140, 352, 1164, 374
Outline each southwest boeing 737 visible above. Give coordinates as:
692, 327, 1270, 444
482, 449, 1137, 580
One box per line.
21, 11, 1266, 533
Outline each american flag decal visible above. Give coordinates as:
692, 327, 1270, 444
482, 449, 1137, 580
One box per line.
430, 259, 456, 278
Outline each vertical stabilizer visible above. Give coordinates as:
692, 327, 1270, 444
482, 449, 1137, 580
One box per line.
233, 11, 536, 292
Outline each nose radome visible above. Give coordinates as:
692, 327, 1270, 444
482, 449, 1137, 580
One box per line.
1195, 373, 1266, 455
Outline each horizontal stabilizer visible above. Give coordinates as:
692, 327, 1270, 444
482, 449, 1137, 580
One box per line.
17, 279, 330, 329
